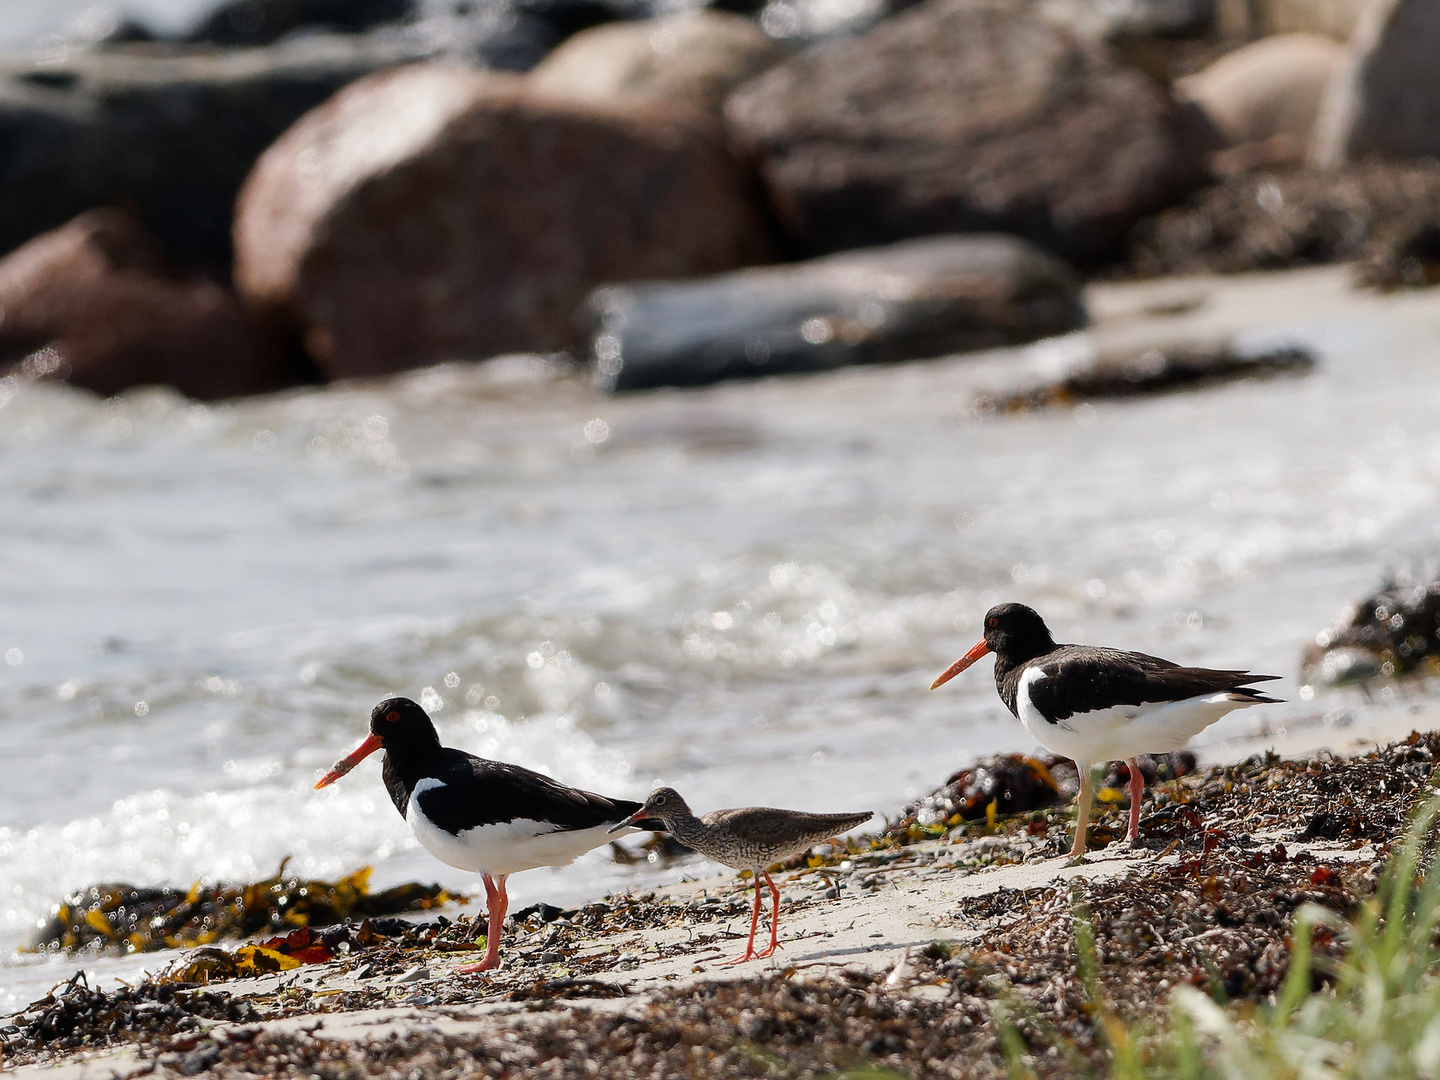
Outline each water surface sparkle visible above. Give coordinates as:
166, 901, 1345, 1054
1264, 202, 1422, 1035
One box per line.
4, 271, 1440, 1009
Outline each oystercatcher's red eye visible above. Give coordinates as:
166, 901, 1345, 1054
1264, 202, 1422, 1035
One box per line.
387, 711, 400, 723
987, 617, 998, 628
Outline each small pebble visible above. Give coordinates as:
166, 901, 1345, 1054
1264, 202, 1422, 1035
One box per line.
393, 965, 430, 984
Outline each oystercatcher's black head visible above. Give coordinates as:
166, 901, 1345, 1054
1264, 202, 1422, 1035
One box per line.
930, 602, 1057, 689
314, 697, 441, 789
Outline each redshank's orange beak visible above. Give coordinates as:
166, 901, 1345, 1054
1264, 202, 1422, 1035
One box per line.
314, 732, 384, 789
609, 806, 657, 834
930, 639, 991, 690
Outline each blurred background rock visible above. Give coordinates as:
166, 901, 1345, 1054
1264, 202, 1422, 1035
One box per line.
1, 0, 1438, 396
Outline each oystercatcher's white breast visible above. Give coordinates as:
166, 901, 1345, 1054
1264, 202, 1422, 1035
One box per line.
1013, 665, 1259, 765
405, 778, 620, 878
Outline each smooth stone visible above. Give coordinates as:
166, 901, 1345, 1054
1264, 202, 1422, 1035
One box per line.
235, 64, 774, 380
529, 11, 788, 116
0, 209, 294, 400
725, 0, 1206, 264
1175, 34, 1342, 167
589, 234, 1084, 392
0, 33, 428, 272
1312, 0, 1440, 165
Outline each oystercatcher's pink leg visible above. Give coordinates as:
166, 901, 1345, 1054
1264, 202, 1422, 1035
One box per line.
754, 872, 783, 959
722, 873, 764, 964
1125, 758, 1144, 842
455, 873, 507, 973
1068, 763, 1093, 858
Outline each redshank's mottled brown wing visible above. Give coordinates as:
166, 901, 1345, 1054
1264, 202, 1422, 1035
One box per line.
698, 807, 872, 858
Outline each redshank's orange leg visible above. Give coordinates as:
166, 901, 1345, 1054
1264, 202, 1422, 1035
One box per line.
1126, 758, 1144, 842
722, 873, 764, 965
455, 873, 507, 973
754, 872, 783, 959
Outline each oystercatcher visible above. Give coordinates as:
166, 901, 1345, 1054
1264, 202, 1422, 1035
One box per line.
613, 788, 871, 963
315, 697, 647, 973
930, 603, 1279, 857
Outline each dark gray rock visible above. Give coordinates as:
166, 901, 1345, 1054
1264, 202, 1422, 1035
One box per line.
1311, 0, 1440, 165
725, 0, 1205, 265
0, 34, 426, 272
185, 0, 415, 47
589, 234, 1084, 392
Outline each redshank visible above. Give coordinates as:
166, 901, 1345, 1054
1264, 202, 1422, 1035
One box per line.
316, 697, 650, 973
931, 603, 1279, 857
613, 787, 871, 963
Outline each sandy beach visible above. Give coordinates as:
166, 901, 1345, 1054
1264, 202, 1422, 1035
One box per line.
6, 696, 1437, 1079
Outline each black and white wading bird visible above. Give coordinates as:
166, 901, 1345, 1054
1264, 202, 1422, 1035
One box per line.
930, 603, 1279, 857
613, 787, 872, 963
315, 697, 649, 973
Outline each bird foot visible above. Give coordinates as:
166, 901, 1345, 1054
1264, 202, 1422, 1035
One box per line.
721, 951, 759, 966
453, 957, 500, 975
1063, 854, 1087, 867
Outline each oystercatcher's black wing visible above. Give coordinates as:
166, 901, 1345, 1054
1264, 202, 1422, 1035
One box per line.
1011, 645, 1279, 725
386, 748, 642, 835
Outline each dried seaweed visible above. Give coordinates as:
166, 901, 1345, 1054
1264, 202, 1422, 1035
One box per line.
978, 343, 1314, 413
1303, 575, 1440, 688
28, 860, 455, 956
1127, 161, 1440, 278
0, 972, 258, 1062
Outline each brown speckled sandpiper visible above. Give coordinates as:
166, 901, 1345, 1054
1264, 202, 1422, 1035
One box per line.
613, 787, 872, 963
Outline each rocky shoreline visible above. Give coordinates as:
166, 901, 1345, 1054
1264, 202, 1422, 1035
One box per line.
5, 705, 1438, 1079
3, 0, 1440, 400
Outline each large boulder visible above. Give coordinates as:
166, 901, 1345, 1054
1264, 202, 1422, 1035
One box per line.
0, 210, 293, 400
725, 0, 1205, 265
234, 64, 775, 380
528, 11, 789, 116
0, 34, 426, 272
1311, 0, 1440, 165
1176, 34, 1342, 168
588, 234, 1084, 392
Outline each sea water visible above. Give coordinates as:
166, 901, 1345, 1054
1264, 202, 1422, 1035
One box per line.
3, 270, 1440, 1011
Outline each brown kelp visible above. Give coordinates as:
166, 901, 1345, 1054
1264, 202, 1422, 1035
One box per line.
28, 859, 455, 955
1303, 574, 1440, 691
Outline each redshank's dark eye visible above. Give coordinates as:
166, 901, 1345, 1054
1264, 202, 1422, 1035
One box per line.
387, 711, 400, 723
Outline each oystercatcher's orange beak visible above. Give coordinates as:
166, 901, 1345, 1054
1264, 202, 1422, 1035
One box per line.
314, 732, 385, 789
930, 639, 991, 690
